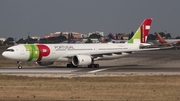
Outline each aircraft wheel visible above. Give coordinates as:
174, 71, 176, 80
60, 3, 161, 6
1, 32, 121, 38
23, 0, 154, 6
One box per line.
17, 61, 22, 69
18, 65, 22, 69
66, 64, 70, 67
92, 64, 95, 68
95, 64, 99, 68
88, 65, 92, 68
88, 64, 99, 68
67, 64, 77, 68
72, 64, 77, 68
67, 64, 72, 68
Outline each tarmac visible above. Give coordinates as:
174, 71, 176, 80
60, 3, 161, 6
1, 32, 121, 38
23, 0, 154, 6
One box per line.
0, 49, 180, 77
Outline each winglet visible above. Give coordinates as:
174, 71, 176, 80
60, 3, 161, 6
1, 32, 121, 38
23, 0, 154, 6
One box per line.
127, 18, 153, 44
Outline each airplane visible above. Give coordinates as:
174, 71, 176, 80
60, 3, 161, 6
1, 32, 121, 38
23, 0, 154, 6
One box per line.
107, 32, 151, 47
2, 18, 162, 69
108, 33, 127, 43
157, 33, 180, 46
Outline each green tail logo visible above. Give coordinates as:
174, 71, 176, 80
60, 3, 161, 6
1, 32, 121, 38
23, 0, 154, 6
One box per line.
128, 18, 152, 44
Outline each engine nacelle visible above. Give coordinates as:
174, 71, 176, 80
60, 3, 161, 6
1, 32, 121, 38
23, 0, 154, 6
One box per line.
36, 62, 54, 66
72, 55, 92, 66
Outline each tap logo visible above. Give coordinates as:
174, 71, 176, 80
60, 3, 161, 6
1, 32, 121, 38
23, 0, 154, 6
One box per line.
24, 44, 50, 61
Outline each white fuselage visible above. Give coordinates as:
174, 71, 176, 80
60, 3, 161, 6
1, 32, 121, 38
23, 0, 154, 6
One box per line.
2, 43, 140, 62
156, 39, 180, 45
166, 39, 180, 44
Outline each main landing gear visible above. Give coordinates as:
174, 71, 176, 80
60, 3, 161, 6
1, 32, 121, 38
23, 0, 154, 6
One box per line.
66, 62, 99, 68
88, 64, 99, 68
88, 59, 99, 68
66, 63, 77, 68
17, 61, 22, 69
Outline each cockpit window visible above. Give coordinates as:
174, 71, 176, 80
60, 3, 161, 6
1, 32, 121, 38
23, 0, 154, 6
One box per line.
5, 49, 15, 52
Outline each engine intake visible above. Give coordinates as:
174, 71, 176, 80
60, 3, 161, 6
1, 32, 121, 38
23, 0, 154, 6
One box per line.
72, 55, 92, 66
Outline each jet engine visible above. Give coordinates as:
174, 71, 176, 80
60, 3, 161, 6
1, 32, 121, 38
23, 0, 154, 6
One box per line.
72, 55, 92, 66
36, 61, 54, 66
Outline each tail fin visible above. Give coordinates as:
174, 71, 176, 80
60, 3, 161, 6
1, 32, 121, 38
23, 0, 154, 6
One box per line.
157, 33, 167, 43
109, 33, 116, 40
127, 18, 153, 44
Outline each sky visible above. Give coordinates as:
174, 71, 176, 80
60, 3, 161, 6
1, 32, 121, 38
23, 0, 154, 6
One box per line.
0, 0, 180, 39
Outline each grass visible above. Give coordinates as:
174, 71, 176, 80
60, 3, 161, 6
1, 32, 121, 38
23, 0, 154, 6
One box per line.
1, 46, 180, 100
0, 75, 180, 100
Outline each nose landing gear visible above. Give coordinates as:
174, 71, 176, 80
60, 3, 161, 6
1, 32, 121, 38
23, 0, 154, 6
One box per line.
17, 61, 22, 69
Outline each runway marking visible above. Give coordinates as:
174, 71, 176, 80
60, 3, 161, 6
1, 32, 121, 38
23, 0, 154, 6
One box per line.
0, 68, 83, 74
88, 68, 108, 73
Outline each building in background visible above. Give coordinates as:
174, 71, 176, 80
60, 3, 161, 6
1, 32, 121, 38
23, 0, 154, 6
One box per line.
45, 31, 84, 39
31, 36, 40, 40
0, 38, 6, 42
45, 32, 61, 38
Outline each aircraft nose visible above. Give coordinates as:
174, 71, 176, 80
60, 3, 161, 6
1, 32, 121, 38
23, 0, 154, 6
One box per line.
2, 52, 10, 58
2, 52, 6, 57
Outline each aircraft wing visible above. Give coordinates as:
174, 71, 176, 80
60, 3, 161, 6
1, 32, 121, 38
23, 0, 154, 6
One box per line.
62, 46, 173, 58
138, 46, 174, 51
62, 49, 138, 58
172, 41, 180, 45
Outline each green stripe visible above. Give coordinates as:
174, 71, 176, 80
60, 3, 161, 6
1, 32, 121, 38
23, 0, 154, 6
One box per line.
128, 28, 141, 43
25, 45, 33, 61
31, 45, 39, 59
24, 45, 39, 61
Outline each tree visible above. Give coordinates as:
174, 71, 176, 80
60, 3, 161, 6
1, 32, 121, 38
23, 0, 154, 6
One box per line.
17, 38, 26, 44
120, 36, 124, 40
85, 38, 92, 43
158, 32, 165, 38
39, 38, 48, 43
57, 35, 67, 43
147, 34, 156, 40
26, 35, 32, 44
46, 35, 67, 43
0, 40, 3, 46
89, 34, 102, 39
176, 36, 180, 39
165, 33, 171, 39
4, 37, 15, 45
6, 37, 14, 41
153, 32, 158, 40
47, 37, 57, 43
129, 31, 134, 39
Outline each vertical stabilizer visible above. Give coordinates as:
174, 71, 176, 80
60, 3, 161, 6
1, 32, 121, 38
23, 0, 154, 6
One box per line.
157, 33, 167, 43
109, 33, 116, 40
127, 18, 153, 44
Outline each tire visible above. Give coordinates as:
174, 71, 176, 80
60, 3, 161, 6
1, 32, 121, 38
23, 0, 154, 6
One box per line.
71, 64, 77, 68
88, 65, 92, 68
18, 65, 22, 69
95, 64, 99, 68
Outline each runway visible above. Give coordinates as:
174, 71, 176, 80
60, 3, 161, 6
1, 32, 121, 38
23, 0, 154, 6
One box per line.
0, 49, 180, 77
